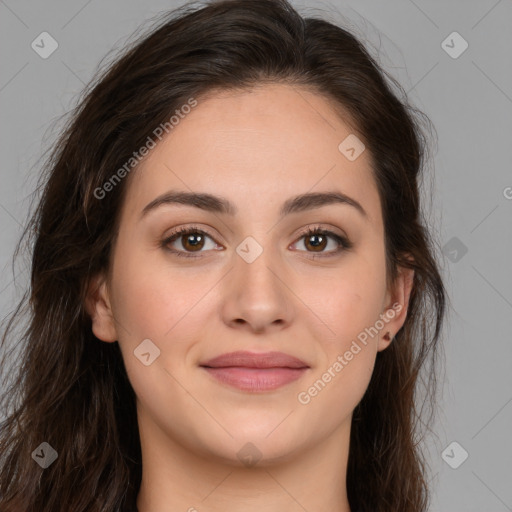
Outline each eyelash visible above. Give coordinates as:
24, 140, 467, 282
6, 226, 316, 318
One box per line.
161, 224, 353, 259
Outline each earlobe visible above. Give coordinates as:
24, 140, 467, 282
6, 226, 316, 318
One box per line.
377, 265, 415, 352
84, 273, 118, 343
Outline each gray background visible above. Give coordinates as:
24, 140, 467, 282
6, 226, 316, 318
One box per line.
1, 0, 511, 510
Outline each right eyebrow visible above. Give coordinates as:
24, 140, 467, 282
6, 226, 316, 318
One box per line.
140, 189, 368, 221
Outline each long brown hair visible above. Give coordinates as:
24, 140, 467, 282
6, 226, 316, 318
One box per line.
0, 1, 447, 510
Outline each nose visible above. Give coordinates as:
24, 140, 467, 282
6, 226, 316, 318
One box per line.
220, 243, 294, 335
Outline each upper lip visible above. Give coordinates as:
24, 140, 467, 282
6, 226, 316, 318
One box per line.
200, 351, 309, 369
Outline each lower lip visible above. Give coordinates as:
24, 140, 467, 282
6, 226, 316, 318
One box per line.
201, 366, 308, 392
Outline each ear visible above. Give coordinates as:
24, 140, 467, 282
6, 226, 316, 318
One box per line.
84, 272, 118, 343
377, 258, 415, 352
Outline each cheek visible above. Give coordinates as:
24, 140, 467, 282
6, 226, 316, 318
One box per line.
316, 259, 387, 405
297, 282, 381, 420
108, 245, 223, 404
109, 250, 204, 407
308, 262, 387, 347
109, 243, 207, 340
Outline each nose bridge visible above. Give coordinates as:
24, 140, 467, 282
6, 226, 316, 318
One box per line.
234, 233, 284, 298
221, 233, 294, 332
240, 239, 277, 283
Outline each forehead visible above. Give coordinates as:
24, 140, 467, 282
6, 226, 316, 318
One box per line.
123, 83, 382, 226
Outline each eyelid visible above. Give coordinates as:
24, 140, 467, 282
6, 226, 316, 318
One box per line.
161, 223, 352, 258
161, 224, 220, 258
291, 225, 352, 256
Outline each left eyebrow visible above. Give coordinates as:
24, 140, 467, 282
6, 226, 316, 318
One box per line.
140, 190, 368, 220
281, 191, 368, 219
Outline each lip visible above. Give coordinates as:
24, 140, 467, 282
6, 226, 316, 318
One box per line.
199, 351, 310, 392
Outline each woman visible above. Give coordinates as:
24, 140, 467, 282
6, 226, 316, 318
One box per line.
0, 0, 447, 510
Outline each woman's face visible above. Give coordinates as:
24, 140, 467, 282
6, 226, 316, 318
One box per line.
88, 83, 413, 467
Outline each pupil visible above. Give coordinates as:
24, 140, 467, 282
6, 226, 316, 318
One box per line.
309, 234, 325, 250
186, 233, 202, 248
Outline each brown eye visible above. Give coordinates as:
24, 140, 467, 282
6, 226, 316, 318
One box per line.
292, 227, 352, 257
304, 232, 328, 252
179, 231, 205, 252
162, 227, 220, 258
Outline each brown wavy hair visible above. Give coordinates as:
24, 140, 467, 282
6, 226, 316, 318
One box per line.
0, 0, 447, 510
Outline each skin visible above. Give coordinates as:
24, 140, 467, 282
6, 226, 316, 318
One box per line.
87, 83, 414, 512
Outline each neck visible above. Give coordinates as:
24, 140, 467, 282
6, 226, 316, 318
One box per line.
135, 406, 353, 512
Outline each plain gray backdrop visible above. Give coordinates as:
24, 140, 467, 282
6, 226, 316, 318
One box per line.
1, 1, 511, 511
